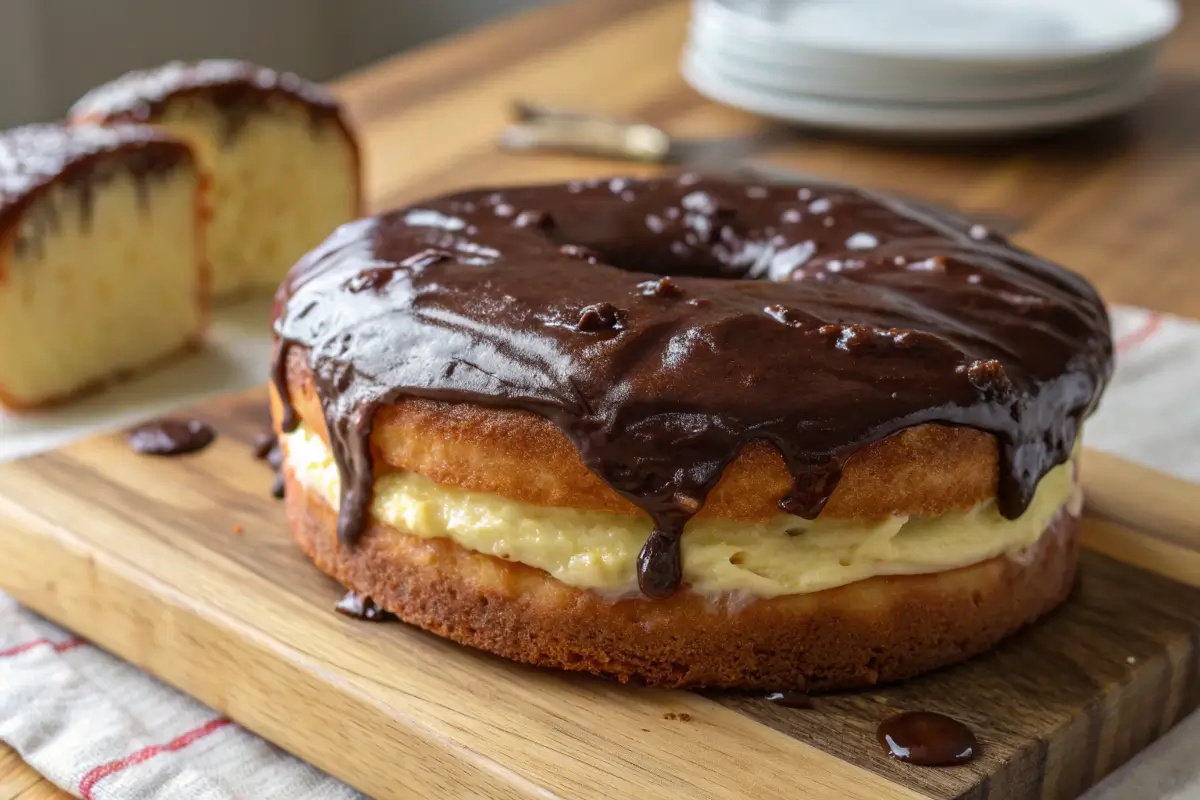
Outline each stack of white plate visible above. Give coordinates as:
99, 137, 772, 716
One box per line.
682, 0, 1179, 137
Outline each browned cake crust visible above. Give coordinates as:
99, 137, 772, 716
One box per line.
283, 464, 1078, 691
278, 347, 1000, 523
68, 60, 349, 131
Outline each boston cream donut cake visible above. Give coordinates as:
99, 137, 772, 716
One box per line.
269, 175, 1111, 691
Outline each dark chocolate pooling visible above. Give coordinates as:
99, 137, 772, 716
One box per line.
765, 691, 814, 709
877, 711, 978, 767
126, 419, 215, 456
270, 174, 1112, 598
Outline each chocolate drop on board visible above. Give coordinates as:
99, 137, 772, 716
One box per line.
765, 691, 814, 709
125, 419, 215, 456
252, 431, 277, 460
334, 591, 396, 622
876, 711, 978, 767
270, 174, 1113, 598
266, 443, 284, 472
253, 430, 285, 499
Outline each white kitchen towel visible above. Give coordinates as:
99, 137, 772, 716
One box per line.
0, 304, 1196, 799
1089, 307, 1200, 482
0, 595, 360, 799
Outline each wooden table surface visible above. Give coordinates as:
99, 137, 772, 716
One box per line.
3, 0, 1198, 796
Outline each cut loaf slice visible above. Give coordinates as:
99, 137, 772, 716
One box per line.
71, 60, 361, 298
0, 124, 205, 409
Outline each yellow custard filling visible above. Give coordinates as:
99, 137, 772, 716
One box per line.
284, 425, 1078, 598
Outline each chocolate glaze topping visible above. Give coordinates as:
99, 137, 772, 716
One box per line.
69, 60, 352, 145
0, 124, 191, 262
270, 174, 1112, 598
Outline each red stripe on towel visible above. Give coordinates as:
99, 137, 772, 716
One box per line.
0, 636, 85, 658
1116, 312, 1163, 353
79, 717, 233, 799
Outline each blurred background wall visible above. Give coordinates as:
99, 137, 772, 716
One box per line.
0, 0, 556, 128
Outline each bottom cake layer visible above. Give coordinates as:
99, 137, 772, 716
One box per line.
283, 467, 1079, 691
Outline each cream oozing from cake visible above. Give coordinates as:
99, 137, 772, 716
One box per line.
283, 425, 1080, 598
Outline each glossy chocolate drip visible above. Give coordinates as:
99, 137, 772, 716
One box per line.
877, 711, 978, 766
1, 124, 192, 267
270, 174, 1112, 597
126, 418, 215, 456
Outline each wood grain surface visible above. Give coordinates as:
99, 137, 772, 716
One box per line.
0, 391, 1197, 800
0, 744, 68, 800
3, 0, 1200, 796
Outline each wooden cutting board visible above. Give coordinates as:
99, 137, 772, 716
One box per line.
0, 390, 1197, 800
